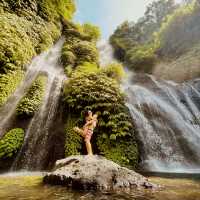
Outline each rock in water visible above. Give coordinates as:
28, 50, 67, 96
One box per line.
43, 155, 157, 191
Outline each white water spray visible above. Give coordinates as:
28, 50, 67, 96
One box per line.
12, 38, 66, 170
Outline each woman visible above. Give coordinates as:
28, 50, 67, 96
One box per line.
74, 111, 98, 155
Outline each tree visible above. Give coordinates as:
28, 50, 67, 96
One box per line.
110, 0, 178, 72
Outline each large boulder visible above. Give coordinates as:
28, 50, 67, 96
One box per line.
43, 155, 157, 191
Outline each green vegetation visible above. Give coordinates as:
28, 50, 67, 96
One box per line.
110, 0, 177, 72
37, 0, 75, 22
1, 0, 75, 21
110, 0, 200, 75
0, 0, 139, 168
64, 116, 83, 156
16, 75, 47, 118
125, 44, 157, 73
63, 64, 138, 167
101, 62, 125, 82
0, 0, 75, 107
0, 70, 24, 106
0, 128, 24, 159
155, 0, 200, 58
60, 17, 138, 167
61, 21, 100, 73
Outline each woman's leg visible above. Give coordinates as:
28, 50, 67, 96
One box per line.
85, 140, 93, 155
73, 127, 85, 137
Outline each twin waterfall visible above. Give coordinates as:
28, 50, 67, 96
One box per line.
1, 39, 200, 172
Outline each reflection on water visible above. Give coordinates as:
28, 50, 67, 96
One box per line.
0, 173, 200, 200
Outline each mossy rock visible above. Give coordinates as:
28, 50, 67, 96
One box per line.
64, 116, 83, 157
16, 74, 48, 118
0, 128, 24, 159
0, 70, 24, 107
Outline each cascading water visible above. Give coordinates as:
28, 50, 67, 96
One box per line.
97, 40, 117, 66
12, 38, 66, 171
99, 41, 200, 172
0, 49, 51, 136
124, 74, 200, 172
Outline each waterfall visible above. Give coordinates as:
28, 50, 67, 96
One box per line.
0, 49, 51, 136
12, 38, 66, 171
124, 74, 200, 172
97, 40, 117, 66
99, 41, 200, 172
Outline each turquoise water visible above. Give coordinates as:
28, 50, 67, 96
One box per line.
0, 172, 200, 200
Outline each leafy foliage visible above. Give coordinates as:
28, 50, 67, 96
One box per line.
81, 23, 101, 42
0, 70, 24, 106
110, 0, 178, 72
64, 116, 83, 157
63, 67, 138, 167
61, 21, 100, 74
72, 41, 99, 65
101, 62, 125, 82
37, 0, 75, 22
97, 135, 138, 167
61, 19, 138, 167
110, 0, 200, 75
155, 0, 200, 58
1, 0, 75, 21
0, 128, 24, 159
125, 44, 157, 73
0, 0, 75, 107
16, 75, 47, 118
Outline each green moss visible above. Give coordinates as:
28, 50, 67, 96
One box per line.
0, 70, 24, 107
72, 41, 99, 65
97, 136, 138, 168
16, 74, 47, 118
61, 21, 100, 73
37, 0, 75, 22
0, 13, 36, 72
101, 62, 125, 82
0, 128, 24, 159
64, 116, 83, 157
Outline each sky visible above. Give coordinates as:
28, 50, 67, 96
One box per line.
74, 0, 155, 39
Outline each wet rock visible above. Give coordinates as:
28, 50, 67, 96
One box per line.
43, 155, 157, 191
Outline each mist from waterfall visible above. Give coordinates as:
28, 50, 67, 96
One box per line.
12, 38, 66, 171
98, 40, 200, 173
97, 40, 117, 66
